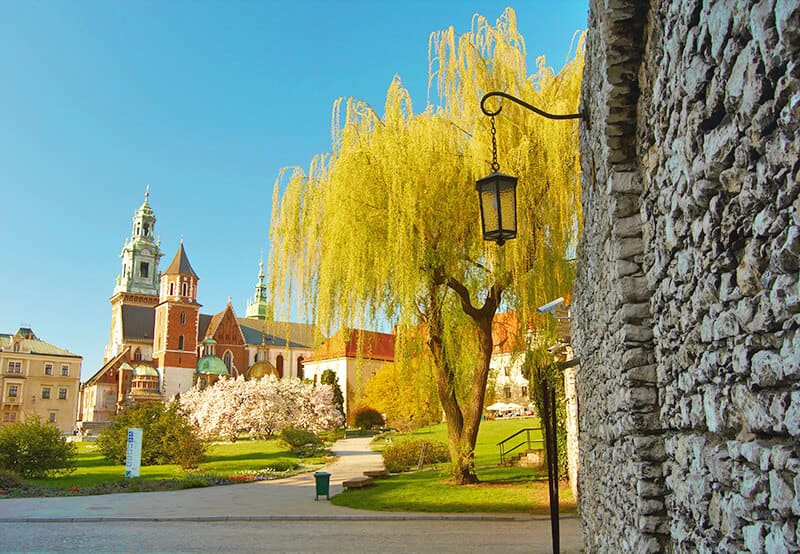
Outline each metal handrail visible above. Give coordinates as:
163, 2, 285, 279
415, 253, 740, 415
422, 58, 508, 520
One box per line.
497, 427, 544, 464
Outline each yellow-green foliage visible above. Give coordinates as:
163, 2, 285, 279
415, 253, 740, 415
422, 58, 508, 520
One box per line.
270, 8, 583, 389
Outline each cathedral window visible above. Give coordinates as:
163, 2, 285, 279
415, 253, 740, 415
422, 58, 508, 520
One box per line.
223, 351, 233, 370
178, 335, 185, 350
169, 282, 175, 295
139, 262, 149, 278
143, 223, 150, 236
276, 354, 284, 377
182, 282, 188, 296
180, 312, 186, 325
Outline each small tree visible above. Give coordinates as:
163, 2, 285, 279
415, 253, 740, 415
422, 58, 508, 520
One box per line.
0, 415, 76, 478
97, 402, 205, 469
320, 369, 344, 419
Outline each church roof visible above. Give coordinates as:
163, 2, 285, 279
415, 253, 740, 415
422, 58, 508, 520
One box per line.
196, 355, 229, 375
121, 305, 155, 341
237, 318, 318, 349
307, 328, 394, 362
163, 243, 198, 278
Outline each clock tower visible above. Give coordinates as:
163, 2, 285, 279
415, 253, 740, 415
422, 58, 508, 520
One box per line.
105, 187, 164, 363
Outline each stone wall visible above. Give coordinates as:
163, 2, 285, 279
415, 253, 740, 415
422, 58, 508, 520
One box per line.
574, 0, 799, 552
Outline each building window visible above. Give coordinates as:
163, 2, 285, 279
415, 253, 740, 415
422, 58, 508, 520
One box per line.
181, 282, 188, 296
504, 386, 512, 399
41, 387, 51, 399
2, 412, 16, 423
140, 262, 149, 278
178, 335, 184, 350
134, 348, 142, 361
503, 367, 511, 377
58, 388, 67, 400
7, 361, 21, 374
223, 351, 233, 371
297, 357, 304, 380
44, 363, 53, 375
13, 342, 20, 352
276, 355, 284, 378
169, 282, 175, 295
7, 385, 18, 399
180, 311, 186, 325
61, 365, 69, 376
49, 412, 57, 423
521, 386, 528, 397
143, 223, 150, 236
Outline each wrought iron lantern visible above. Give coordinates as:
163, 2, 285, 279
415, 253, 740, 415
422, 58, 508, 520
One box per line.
477, 91, 583, 249
476, 170, 517, 246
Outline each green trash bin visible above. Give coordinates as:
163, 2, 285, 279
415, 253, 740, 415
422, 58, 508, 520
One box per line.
314, 471, 331, 500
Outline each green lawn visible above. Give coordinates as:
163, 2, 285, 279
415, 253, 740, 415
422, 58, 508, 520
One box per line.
332, 418, 575, 514
25, 438, 327, 491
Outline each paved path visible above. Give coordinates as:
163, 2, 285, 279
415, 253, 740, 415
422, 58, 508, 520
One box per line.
0, 437, 584, 552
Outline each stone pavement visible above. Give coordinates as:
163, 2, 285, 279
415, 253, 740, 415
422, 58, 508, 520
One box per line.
0, 437, 582, 532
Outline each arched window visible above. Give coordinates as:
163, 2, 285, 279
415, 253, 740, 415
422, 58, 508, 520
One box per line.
143, 223, 149, 236
276, 354, 284, 377
133, 348, 142, 361
178, 335, 184, 350
223, 351, 233, 371
297, 356, 304, 380
169, 282, 175, 295
182, 282, 188, 296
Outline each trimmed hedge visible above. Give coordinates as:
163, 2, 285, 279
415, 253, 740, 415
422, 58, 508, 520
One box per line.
382, 439, 449, 473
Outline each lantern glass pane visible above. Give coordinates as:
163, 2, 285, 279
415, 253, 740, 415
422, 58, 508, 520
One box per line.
499, 184, 516, 234
480, 187, 500, 234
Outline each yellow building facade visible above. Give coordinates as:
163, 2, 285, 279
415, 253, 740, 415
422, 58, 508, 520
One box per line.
0, 327, 82, 433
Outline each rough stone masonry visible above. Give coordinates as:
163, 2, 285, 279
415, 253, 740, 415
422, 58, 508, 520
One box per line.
573, 0, 800, 552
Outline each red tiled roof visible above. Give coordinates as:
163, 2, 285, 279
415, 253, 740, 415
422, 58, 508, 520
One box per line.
307, 328, 395, 362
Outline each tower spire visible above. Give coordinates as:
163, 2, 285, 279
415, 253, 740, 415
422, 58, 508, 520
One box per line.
245, 254, 270, 320
113, 187, 163, 297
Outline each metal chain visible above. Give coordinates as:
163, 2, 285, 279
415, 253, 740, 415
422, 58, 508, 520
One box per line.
490, 115, 500, 172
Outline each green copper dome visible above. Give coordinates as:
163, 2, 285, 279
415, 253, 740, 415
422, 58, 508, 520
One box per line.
196, 355, 229, 376
132, 364, 159, 377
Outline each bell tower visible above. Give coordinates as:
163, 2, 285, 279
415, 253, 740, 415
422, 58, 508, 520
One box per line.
105, 187, 163, 363
153, 241, 201, 398
115, 185, 163, 297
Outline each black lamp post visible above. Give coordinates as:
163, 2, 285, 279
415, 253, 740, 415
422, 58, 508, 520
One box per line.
478, 91, 583, 554
476, 91, 583, 248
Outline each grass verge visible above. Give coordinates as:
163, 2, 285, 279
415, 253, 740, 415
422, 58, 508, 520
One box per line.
332, 418, 576, 514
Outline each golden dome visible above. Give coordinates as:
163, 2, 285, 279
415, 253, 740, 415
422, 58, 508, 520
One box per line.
246, 360, 279, 380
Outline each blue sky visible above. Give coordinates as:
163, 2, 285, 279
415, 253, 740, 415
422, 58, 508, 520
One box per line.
0, 1, 588, 380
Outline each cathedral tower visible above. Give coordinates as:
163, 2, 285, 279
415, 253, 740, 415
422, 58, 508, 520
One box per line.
245, 256, 271, 320
153, 242, 201, 398
105, 187, 163, 362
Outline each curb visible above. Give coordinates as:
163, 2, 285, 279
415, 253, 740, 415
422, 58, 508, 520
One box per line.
3, 514, 582, 523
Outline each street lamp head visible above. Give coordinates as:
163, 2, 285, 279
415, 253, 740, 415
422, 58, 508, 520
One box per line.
476, 171, 517, 246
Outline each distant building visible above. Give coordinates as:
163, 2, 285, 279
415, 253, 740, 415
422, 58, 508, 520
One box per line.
488, 312, 532, 408
79, 190, 318, 424
0, 327, 82, 432
302, 328, 395, 415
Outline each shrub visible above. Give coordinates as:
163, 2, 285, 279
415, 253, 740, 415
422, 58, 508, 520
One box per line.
0, 468, 24, 489
349, 406, 385, 430
0, 416, 77, 478
280, 427, 321, 450
382, 439, 449, 473
98, 402, 205, 468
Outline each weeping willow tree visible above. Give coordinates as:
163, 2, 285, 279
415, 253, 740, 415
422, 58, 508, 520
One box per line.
269, 8, 583, 484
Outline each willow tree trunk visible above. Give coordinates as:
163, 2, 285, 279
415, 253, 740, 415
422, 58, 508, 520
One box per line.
425, 280, 500, 485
